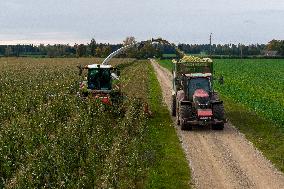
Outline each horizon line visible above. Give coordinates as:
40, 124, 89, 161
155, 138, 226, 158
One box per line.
0, 39, 269, 46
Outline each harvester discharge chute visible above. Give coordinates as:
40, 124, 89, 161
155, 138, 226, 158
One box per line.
77, 38, 172, 106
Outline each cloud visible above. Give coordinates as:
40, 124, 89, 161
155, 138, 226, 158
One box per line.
0, 0, 283, 44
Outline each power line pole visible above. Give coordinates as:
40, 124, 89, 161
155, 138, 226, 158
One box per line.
209, 33, 212, 57
240, 43, 243, 59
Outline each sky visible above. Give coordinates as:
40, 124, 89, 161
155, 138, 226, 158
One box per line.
0, 0, 284, 45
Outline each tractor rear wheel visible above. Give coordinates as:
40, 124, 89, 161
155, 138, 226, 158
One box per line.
171, 95, 176, 117
213, 103, 224, 120
180, 105, 191, 130
212, 103, 225, 130
212, 123, 224, 130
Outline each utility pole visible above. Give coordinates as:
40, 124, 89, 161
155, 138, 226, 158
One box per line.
240, 43, 243, 59
209, 33, 212, 57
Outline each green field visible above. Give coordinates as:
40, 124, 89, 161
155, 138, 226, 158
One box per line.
0, 58, 189, 188
214, 59, 284, 172
158, 58, 284, 171
214, 59, 284, 128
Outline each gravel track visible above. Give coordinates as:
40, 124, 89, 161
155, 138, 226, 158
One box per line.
150, 59, 284, 189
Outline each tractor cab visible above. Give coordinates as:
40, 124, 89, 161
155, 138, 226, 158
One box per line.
185, 73, 212, 100
183, 73, 213, 121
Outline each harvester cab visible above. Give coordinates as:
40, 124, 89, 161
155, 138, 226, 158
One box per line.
76, 38, 168, 105
78, 64, 121, 105
172, 56, 225, 130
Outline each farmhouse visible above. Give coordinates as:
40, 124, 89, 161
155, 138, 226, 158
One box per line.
262, 50, 278, 56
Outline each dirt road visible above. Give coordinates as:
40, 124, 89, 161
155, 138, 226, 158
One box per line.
150, 59, 284, 189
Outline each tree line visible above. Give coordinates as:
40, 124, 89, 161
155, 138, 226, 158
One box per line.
266, 40, 284, 56
0, 37, 283, 58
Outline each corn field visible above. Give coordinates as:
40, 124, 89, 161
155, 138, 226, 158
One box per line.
0, 58, 153, 188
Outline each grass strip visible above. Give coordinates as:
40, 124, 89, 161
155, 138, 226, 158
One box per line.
158, 59, 173, 71
145, 62, 191, 188
222, 96, 284, 172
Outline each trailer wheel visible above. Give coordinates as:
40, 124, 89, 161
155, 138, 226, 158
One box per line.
181, 119, 187, 130
171, 95, 176, 117
176, 117, 180, 125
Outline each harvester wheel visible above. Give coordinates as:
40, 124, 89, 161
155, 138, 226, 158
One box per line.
171, 95, 176, 117
212, 103, 225, 130
110, 91, 123, 106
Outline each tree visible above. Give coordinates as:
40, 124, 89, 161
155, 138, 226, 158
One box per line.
95, 47, 103, 57
138, 42, 162, 59
267, 40, 284, 55
46, 45, 56, 58
89, 38, 97, 57
4, 46, 13, 57
123, 36, 138, 58
267, 40, 280, 51
76, 44, 87, 57
279, 42, 284, 56
101, 46, 112, 58
123, 36, 136, 46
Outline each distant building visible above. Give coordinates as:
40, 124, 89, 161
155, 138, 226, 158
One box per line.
262, 50, 278, 56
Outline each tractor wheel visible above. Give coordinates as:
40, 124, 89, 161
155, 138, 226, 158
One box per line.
180, 105, 191, 118
212, 92, 220, 101
213, 103, 224, 120
212, 123, 224, 130
181, 119, 187, 130
176, 116, 180, 125
180, 105, 191, 130
171, 95, 176, 117
212, 103, 225, 130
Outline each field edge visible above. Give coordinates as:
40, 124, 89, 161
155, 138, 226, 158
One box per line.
145, 61, 191, 189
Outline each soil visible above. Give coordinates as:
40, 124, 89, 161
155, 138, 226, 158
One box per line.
150, 59, 284, 189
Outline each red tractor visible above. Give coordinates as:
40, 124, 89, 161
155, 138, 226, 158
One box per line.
172, 56, 225, 130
